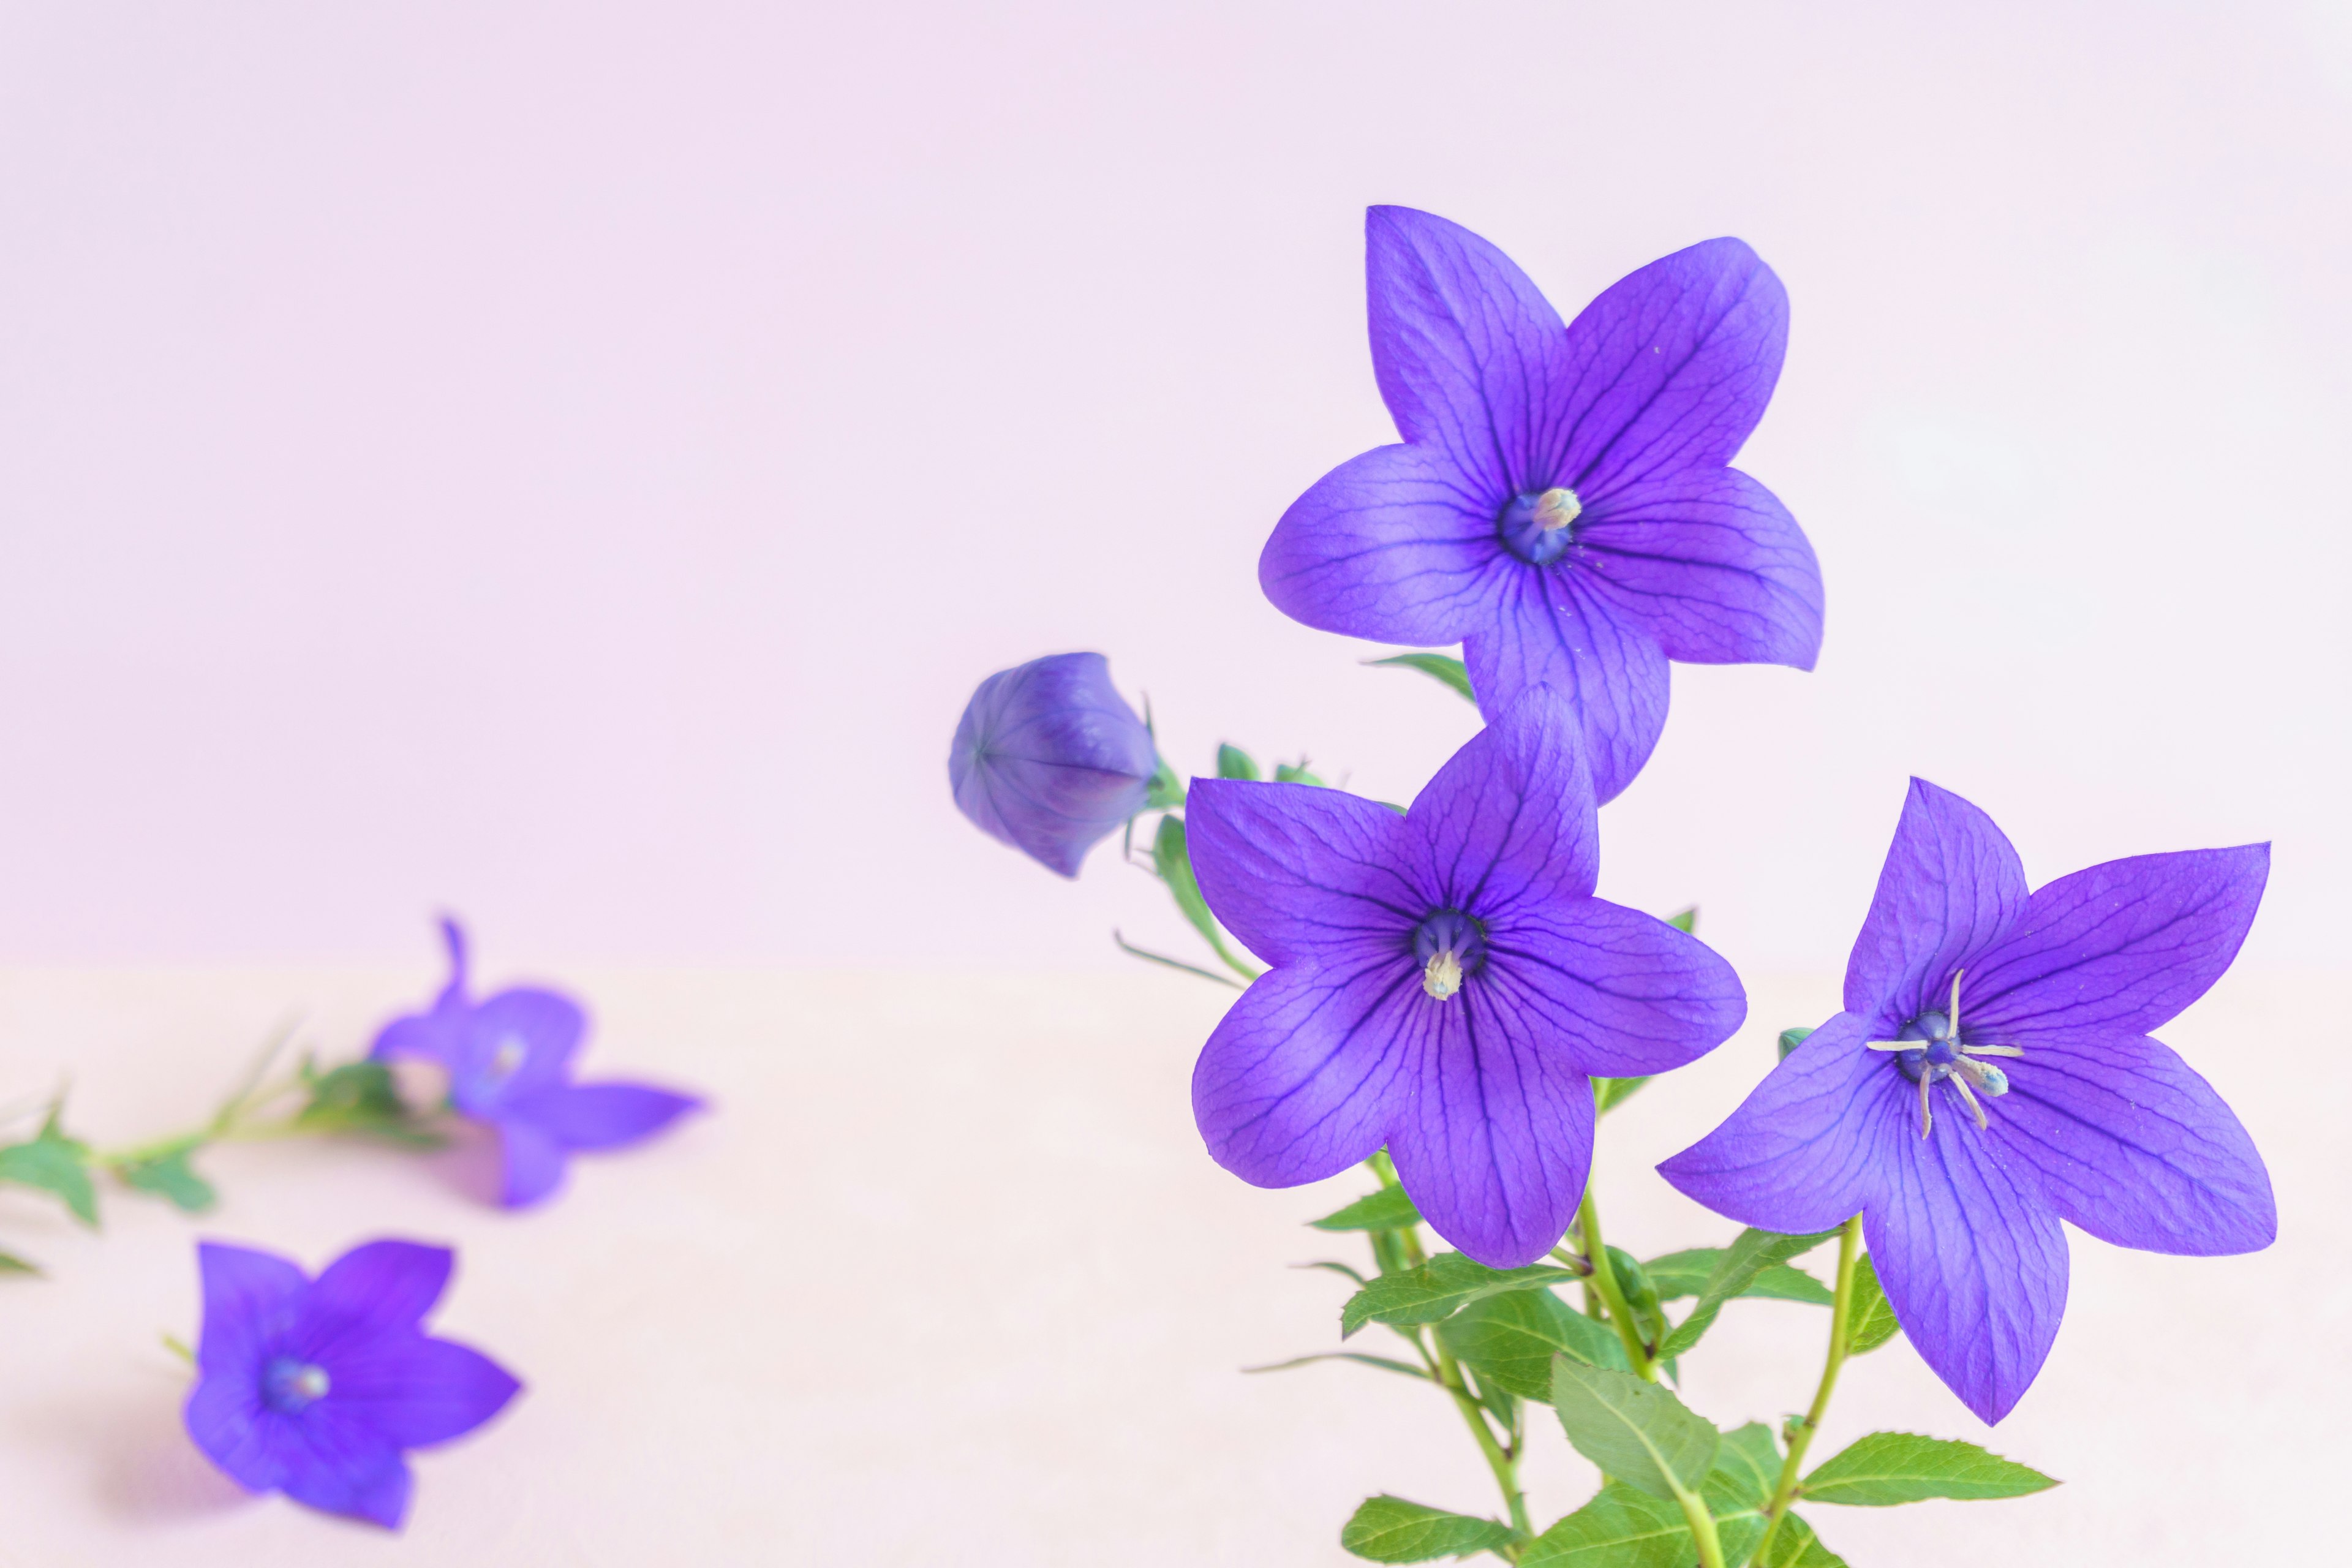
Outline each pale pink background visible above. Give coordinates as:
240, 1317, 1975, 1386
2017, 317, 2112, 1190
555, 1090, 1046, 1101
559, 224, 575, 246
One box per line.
0, 2, 2345, 971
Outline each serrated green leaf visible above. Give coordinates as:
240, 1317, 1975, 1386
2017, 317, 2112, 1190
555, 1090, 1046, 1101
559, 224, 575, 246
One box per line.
1844, 1254, 1901, 1354
1365, 652, 1476, 703
1311, 1186, 1423, 1232
1341, 1253, 1580, 1338
1591, 1075, 1649, 1114
1520, 1483, 1698, 1567
1273, 761, 1325, 785
1339, 1494, 1517, 1562
1703, 1422, 1783, 1513
1148, 815, 1261, 979
1215, 743, 1261, 780
1659, 1227, 1836, 1359
0, 1248, 42, 1275
1244, 1351, 1432, 1382
1757, 1512, 1848, 1567
119, 1148, 217, 1213
1777, 1026, 1814, 1060
0, 1130, 97, 1226
1436, 1287, 1628, 1400
1801, 1431, 2057, 1506
1645, 1248, 1834, 1306
1550, 1360, 1719, 1501
1666, 907, 1697, 933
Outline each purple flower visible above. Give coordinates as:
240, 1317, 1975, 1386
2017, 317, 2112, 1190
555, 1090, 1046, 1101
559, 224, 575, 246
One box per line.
184, 1238, 521, 1529
950, 651, 1159, 876
1261, 207, 1823, 804
1185, 688, 1745, 1267
372, 919, 703, 1208
1660, 779, 2274, 1423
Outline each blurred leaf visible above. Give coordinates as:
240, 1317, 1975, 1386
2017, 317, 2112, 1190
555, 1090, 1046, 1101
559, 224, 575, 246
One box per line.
1645, 1248, 1833, 1306
1245, 1351, 1432, 1382
294, 1061, 444, 1147
1844, 1254, 1902, 1355
1593, 1076, 1649, 1114
1311, 1186, 1423, 1232
1801, 1433, 2057, 1506
1550, 1360, 1719, 1501
1150, 816, 1261, 979
1703, 1422, 1783, 1513
0, 1248, 41, 1275
1777, 1027, 1814, 1060
1110, 931, 1243, 988
1364, 652, 1476, 703
1273, 761, 1325, 785
119, 1148, 217, 1213
1758, 1513, 1848, 1567
1340, 1495, 1518, 1562
1341, 1253, 1579, 1338
1216, 744, 1261, 780
1666, 907, 1697, 933
1297, 1260, 1371, 1287
1660, 1228, 1836, 1359
1438, 1287, 1628, 1400
0, 1119, 97, 1227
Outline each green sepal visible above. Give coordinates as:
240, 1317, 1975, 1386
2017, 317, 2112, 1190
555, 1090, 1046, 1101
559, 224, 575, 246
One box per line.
1145, 758, 1184, 810
1149, 815, 1260, 979
1659, 1227, 1837, 1359
1339, 1494, 1518, 1562
1215, 743, 1261, 780
1243, 1351, 1432, 1383
0, 1113, 97, 1227
1644, 1247, 1833, 1306
1777, 1026, 1814, 1060
0, 1247, 42, 1275
1340, 1253, 1580, 1338
1593, 1076, 1648, 1114
1548, 1359, 1719, 1501
1606, 1246, 1668, 1351
1310, 1186, 1423, 1232
119, 1147, 218, 1213
295, 1060, 444, 1147
1666, 907, 1697, 933
1800, 1431, 2058, 1506
1436, 1287, 1627, 1400
1364, 651, 1476, 703
1843, 1254, 1902, 1354
1757, 1512, 1849, 1567
1273, 761, 1325, 785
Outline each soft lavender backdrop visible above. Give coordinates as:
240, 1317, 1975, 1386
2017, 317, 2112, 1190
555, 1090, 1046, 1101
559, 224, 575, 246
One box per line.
1, 2, 2345, 970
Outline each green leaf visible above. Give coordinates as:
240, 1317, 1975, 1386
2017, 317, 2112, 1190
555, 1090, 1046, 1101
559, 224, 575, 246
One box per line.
1149, 815, 1260, 979
1801, 1431, 2058, 1506
1365, 652, 1476, 703
1110, 930, 1243, 988
1659, 1227, 1836, 1359
1549, 1360, 1719, 1501
1757, 1512, 1849, 1567
294, 1061, 443, 1146
1645, 1248, 1834, 1306
1340, 1253, 1580, 1338
1310, 1186, 1423, 1232
1666, 907, 1697, 933
0, 1248, 42, 1275
1273, 761, 1325, 785
1703, 1421, 1783, 1513
1215, 743, 1260, 780
1437, 1287, 1628, 1400
1592, 1075, 1649, 1114
1520, 1483, 1700, 1567
1844, 1254, 1901, 1354
1244, 1351, 1432, 1382
0, 1122, 97, 1227
1339, 1494, 1517, 1562
1777, 1026, 1814, 1060
118, 1148, 217, 1213
1297, 1260, 1372, 1287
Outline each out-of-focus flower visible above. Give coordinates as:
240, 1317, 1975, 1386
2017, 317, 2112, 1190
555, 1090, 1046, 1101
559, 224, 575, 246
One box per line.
371, 919, 702, 1208
1661, 778, 2273, 1422
183, 1238, 520, 1529
1261, 206, 1823, 803
950, 652, 1158, 876
1185, 688, 1745, 1267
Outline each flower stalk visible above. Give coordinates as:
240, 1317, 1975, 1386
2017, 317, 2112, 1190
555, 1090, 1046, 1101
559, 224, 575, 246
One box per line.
1575, 1188, 1658, 1381
1754, 1213, 1864, 1561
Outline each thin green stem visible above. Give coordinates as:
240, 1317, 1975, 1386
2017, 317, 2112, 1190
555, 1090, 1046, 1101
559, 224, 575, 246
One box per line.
1754, 1213, 1863, 1562
1667, 1477, 1727, 1568
1431, 1336, 1532, 1544
1577, 1188, 1657, 1381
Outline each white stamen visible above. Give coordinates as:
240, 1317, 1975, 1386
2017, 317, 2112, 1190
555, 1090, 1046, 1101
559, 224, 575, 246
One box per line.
1423, 949, 1463, 1000
1955, 1057, 2010, 1098
1961, 1043, 2022, 1058
1916, 1069, 1933, 1139
1950, 1071, 1989, 1130
1533, 487, 1581, 532
1866, 1039, 1910, 1051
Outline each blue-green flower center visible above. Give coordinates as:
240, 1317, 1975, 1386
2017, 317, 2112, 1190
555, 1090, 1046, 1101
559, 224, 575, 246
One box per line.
1413, 910, 1486, 1000
1497, 488, 1582, 566
262, 1356, 331, 1412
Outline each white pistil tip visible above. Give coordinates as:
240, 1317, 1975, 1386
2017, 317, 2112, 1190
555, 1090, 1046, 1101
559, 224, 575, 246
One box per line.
1423, 949, 1463, 1000
1534, 487, 1582, 532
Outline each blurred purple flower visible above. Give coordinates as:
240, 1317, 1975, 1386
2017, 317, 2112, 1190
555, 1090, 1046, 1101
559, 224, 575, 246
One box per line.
950, 651, 1159, 877
1661, 778, 2274, 1423
372, 919, 702, 1208
184, 1238, 520, 1529
1261, 206, 1822, 804
1185, 688, 1744, 1267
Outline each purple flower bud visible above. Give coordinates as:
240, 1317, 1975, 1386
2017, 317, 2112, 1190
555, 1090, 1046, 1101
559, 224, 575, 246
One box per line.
949, 652, 1158, 878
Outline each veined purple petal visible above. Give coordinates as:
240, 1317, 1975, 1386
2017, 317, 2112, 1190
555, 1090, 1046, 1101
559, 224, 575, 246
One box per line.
1461, 571, 1668, 805
1990, 1025, 2274, 1255
327, 1332, 523, 1450
1259, 443, 1514, 644
1188, 778, 1423, 967
1481, 899, 1745, 1077
1657, 1014, 1901, 1234
1574, 466, 1823, 668
496, 1118, 570, 1208
302, 1241, 453, 1339
1387, 981, 1596, 1268
1867, 1124, 2067, 1425
195, 1241, 307, 1374
184, 1370, 285, 1493
1962, 845, 2269, 1038
1192, 959, 1419, 1188
1403, 687, 1599, 916
1555, 238, 1789, 496
449, 987, 586, 1114
1365, 206, 1575, 499
507, 1082, 703, 1151
273, 1407, 414, 1529
1844, 780, 2028, 1031
949, 652, 1157, 878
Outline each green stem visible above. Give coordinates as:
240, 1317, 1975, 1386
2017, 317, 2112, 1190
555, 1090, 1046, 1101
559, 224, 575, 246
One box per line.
1431, 1336, 1532, 1545
1577, 1189, 1657, 1381
1667, 1478, 1727, 1568
1754, 1213, 1863, 1562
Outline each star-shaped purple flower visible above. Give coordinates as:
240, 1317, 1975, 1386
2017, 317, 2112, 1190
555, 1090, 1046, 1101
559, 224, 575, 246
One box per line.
1262, 206, 1823, 804
372, 918, 703, 1208
1186, 689, 1745, 1267
1661, 779, 2274, 1422
184, 1238, 521, 1529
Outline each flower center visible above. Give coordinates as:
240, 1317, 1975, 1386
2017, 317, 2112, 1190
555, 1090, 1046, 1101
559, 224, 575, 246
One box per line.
488, 1035, 527, 1080
262, 1356, 332, 1412
1413, 910, 1485, 1000
1496, 487, 1582, 567
1866, 970, 2022, 1137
